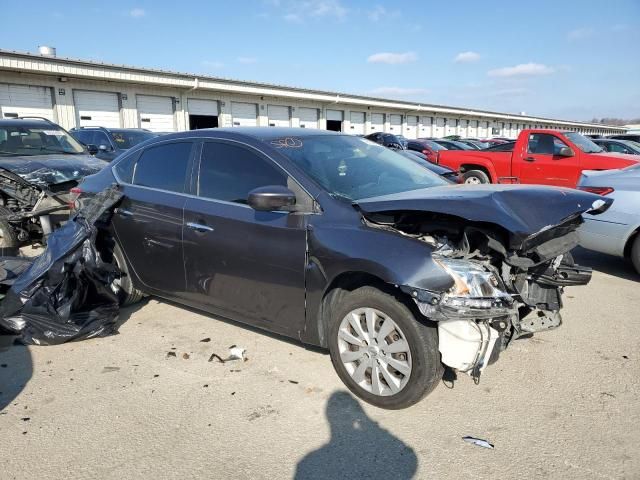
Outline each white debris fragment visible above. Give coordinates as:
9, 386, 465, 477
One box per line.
228, 346, 246, 361
462, 436, 494, 449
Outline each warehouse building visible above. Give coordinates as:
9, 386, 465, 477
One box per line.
0, 48, 626, 138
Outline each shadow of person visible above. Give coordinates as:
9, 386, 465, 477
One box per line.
0, 334, 33, 411
295, 391, 418, 480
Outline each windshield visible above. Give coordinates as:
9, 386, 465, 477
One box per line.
0, 124, 85, 156
423, 140, 445, 151
564, 132, 603, 153
271, 135, 447, 201
110, 130, 157, 149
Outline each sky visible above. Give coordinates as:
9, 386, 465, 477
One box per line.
0, 0, 638, 121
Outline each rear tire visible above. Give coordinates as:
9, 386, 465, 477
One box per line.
0, 206, 20, 256
112, 242, 145, 306
327, 286, 443, 409
631, 235, 640, 275
462, 169, 490, 184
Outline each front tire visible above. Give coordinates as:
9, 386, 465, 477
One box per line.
631, 235, 640, 274
462, 169, 490, 184
328, 286, 443, 409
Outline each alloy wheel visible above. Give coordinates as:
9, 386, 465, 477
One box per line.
337, 307, 412, 396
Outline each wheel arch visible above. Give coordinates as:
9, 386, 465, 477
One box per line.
313, 270, 425, 349
459, 163, 494, 183
623, 225, 640, 258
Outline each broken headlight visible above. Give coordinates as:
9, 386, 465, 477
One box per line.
435, 258, 512, 310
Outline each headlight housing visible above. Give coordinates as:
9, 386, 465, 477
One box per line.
434, 258, 512, 311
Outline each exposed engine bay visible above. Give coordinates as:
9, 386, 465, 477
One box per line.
0, 167, 73, 246
363, 209, 594, 382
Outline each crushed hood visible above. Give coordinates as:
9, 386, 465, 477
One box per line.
0, 154, 107, 187
355, 184, 612, 248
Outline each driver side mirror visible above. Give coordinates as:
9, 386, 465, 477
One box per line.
558, 146, 574, 157
248, 185, 296, 212
98, 144, 111, 152
86, 144, 99, 155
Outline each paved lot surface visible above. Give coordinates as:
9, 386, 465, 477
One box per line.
1, 248, 638, 479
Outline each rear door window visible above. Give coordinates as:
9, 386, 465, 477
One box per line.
132, 141, 193, 193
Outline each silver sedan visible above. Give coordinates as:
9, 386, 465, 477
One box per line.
578, 164, 640, 274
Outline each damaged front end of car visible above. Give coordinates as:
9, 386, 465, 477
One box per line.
356, 185, 612, 381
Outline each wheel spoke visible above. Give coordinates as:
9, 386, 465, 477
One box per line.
338, 329, 365, 347
371, 362, 383, 396
382, 355, 411, 376
376, 318, 395, 342
378, 360, 401, 394
364, 308, 377, 342
348, 313, 369, 344
384, 339, 409, 354
351, 358, 370, 384
340, 349, 364, 363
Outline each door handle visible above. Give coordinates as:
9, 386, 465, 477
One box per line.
186, 222, 214, 233
524, 156, 536, 162
116, 208, 134, 217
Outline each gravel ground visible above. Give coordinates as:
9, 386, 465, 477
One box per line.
1, 248, 638, 479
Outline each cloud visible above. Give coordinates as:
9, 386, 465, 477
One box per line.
129, 8, 145, 18
370, 87, 429, 97
367, 51, 417, 65
274, 0, 347, 22
368, 5, 399, 21
237, 57, 257, 64
567, 27, 594, 41
201, 60, 224, 69
611, 24, 628, 32
284, 13, 302, 22
454, 51, 480, 63
368, 5, 386, 21
487, 62, 555, 77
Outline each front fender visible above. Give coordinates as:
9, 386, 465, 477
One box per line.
301, 222, 454, 346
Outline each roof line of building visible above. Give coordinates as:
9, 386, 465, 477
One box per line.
0, 48, 625, 130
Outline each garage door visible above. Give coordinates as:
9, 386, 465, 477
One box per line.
405, 116, 418, 139
267, 105, 290, 127
188, 98, 219, 116
433, 117, 445, 137
298, 107, 318, 129
389, 114, 402, 133
232, 102, 258, 127
326, 109, 343, 122
370, 113, 384, 132
466, 120, 475, 137
74, 90, 120, 128
137, 95, 175, 132
349, 111, 365, 135
419, 116, 432, 137
0, 84, 55, 120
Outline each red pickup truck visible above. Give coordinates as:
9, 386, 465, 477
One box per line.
437, 129, 638, 187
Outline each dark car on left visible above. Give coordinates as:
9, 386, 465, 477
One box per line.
70, 126, 159, 161
0, 118, 108, 254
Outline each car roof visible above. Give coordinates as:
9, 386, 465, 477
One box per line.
0, 119, 60, 129
158, 127, 344, 142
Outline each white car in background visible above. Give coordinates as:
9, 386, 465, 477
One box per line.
578, 164, 640, 274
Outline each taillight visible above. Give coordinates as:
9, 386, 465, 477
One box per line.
69, 186, 82, 210
578, 186, 614, 196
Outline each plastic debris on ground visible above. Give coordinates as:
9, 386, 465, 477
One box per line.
0, 185, 123, 345
208, 346, 247, 363
462, 436, 494, 449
